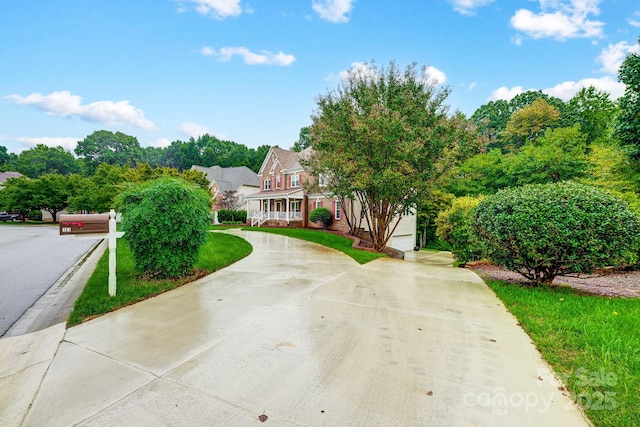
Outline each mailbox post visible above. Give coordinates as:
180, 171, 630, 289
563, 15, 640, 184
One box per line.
108, 210, 117, 296
60, 209, 124, 296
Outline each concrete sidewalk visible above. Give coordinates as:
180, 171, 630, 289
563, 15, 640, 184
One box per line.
1, 231, 590, 426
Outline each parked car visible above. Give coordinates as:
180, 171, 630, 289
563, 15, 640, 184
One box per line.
0, 211, 20, 221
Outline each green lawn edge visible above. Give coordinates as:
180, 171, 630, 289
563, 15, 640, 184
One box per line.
486, 279, 640, 427
242, 226, 386, 264
67, 232, 252, 327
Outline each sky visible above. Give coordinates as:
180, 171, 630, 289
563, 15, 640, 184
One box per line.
1, 0, 639, 155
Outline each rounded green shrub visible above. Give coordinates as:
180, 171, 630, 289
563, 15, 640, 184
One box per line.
218, 209, 247, 223
435, 196, 484, 262
118, 177, 212, 279
473, 181, 640, 285
309, 207, 333, 229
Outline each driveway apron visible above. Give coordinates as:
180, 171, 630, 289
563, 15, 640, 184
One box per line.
19, 230, 589, 426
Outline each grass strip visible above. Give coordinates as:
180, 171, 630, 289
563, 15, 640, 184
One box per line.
67, 232, 252, 326
486, 279, 640, 427
243, 226, 386, 264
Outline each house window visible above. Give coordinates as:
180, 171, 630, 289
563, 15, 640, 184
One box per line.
318, 174, 329, 187
264, 179, 271, 190
291, 201, 300, 212
334, 200, 341, 220
276, 175, 281, 189
291, 174, 301, 187
263, 201, 269, 212
314, 200, 322, 209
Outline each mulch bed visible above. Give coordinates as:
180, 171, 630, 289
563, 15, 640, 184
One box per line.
467, 262, 640, 299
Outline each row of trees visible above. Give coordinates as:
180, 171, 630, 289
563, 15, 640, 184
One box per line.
0, 163, 209, 222
0, 131, 271, 178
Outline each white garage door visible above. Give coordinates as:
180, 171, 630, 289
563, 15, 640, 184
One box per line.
391, 234, 415, 251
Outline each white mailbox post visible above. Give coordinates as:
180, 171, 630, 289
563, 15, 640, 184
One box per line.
60, 209, 124, 296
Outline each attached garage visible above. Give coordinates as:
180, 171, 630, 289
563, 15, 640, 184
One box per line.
390, 234, 415, 251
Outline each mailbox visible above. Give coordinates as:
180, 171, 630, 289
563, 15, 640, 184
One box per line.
59, 213, 110, 235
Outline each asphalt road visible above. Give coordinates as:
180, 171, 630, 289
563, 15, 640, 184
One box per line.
0, 225, 101, 337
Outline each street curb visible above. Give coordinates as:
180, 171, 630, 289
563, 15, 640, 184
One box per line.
4, 239, 106, 337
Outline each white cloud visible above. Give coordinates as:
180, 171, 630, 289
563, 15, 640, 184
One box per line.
598, 41, 640, 75
149, 137, 172, 148
186, 0, 242, 19
201, 46, 296, 66
629, 11, 640, 28
543, 76, 625, 100
16, 136, 80, 151
312, 0, 355, 23
423, 66, 447, 85
488, 86, 526, 101
338, 62, 376, 81
4, 91, 155, 130
488, 76, 625, 104
466, 82, 477, 91
336, 62, 447, 86
200, 46, 215, 56
510, 0, 604, 40
179, 122, 210, 138
449, 0, 494, 16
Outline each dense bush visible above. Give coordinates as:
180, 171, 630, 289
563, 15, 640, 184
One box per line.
435, 196, 484, 262
118, 178, 212, 278
309, 207, 333, 229
218, 209, 247, 223
27, 210, 42, 221
473, 181, 640, 285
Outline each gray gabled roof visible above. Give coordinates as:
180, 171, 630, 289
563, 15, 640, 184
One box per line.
191, 165, 259, 192
0, 171, 23, 185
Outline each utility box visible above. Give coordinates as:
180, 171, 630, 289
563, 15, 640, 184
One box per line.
59, 213, 110, 235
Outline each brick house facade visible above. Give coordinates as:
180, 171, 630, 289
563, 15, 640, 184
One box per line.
246, 146, 417, 250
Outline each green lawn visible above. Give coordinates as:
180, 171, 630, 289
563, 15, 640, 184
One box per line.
67, 232, 252, 326
486, 279, 640, 427
243, 226, 386, 264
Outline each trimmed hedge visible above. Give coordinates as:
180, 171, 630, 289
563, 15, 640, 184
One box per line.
118, 178, 212, 279
473, 181, 640, 284
218, 209, 247, 223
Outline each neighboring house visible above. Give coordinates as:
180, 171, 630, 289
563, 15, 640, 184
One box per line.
191, 165, 260, 220
0, 171, 23, 189
246, 147, 417, 251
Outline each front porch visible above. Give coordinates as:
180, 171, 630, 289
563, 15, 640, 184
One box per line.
245, 189, 305, 227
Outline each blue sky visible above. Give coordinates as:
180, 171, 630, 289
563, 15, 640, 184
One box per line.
1, 0, 639, 154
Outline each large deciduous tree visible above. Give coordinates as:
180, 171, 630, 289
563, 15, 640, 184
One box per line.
75, 130, 142, 174
14, 144, 81, 178
614, 37, 640, 158
500, 98, 561, 150
565, 86, 617, 144
307, 61, 483, 251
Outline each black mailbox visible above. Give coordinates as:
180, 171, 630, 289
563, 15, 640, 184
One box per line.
59, 213, 110, 235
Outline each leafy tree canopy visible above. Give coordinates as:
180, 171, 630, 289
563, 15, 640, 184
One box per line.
614, 37, 640, 158
500, 98, 561, 150
75, 130, 142, 174
292, 126, 311, 152
307, 60, 485, 251
14, 144, 81, 178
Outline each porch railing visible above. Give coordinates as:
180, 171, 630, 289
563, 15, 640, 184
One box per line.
249, 211, 302, 226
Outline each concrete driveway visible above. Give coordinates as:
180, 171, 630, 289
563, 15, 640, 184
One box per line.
1, 230, 589, 426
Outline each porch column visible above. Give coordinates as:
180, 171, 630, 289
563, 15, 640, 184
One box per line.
286, 196, 290, 222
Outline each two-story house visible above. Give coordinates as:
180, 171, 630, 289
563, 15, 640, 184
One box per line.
246, 146, 417, 251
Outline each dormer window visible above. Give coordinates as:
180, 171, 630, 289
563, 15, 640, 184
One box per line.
264, 179, 271, 190
276, 175, 281, 189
